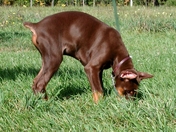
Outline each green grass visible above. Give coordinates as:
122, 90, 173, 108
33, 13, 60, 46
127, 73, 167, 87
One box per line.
0, 6, 176, 131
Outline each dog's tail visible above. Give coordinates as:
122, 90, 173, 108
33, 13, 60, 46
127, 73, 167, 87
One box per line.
23, 22, 36, 35
24, 22, 38, 45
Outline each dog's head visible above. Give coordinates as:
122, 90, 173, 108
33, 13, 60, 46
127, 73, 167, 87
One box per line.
114, 69, 153, 99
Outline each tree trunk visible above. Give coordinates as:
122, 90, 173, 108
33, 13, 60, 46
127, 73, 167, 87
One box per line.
154, 0, 159, 6
145, 0, 149, 6
130, 0, 133, 6
51, 0, 54, 7
83, 0, 84, 6
30, 0, 32, 7
93, 0, 95, 7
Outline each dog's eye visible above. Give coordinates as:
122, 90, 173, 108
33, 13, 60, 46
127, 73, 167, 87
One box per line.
120, 78, 129, 82
130, 79, 139, 85
120, 78, 124, 81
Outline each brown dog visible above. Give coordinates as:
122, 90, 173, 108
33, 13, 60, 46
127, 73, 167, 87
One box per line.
24, 11, 153, 103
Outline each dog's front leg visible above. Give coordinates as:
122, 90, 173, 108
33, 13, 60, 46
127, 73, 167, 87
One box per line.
84, 65, 103, 103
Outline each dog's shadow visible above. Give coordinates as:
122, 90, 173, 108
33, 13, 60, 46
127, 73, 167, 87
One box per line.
0, 67, 38, 81
135, 91, 143, 100
0, 66, 89, 100
52, 86, 87, 100
0, 66, 144, 101
51, 85, 144, 101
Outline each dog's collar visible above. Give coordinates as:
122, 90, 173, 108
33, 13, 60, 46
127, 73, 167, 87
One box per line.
112, 55, 132, 95
112, 55, 132, 77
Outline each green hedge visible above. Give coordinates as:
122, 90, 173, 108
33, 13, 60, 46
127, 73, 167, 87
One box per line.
0, 0, 176, 6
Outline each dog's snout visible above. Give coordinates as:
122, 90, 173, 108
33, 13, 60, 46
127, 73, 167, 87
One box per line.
125, 90, 137, 99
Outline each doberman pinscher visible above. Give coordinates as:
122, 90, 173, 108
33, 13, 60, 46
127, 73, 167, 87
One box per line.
24, 11, 153, 103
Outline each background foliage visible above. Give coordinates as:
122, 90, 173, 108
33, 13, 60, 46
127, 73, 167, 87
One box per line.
0, 0, 176, 6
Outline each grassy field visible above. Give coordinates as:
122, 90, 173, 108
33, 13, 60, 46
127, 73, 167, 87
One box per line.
0, 6, 176, 131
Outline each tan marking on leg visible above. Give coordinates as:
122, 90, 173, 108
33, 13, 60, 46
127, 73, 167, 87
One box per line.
93, 91, 103, 103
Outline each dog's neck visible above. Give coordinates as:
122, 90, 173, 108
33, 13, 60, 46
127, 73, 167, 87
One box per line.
112, 55, 134, 76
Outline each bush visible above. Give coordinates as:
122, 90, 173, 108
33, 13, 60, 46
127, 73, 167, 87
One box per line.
165, 0, 176, 6
1, 0, 176, 6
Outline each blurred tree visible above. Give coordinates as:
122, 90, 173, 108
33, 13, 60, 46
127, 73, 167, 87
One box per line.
144, 0, 159, 6
51, 0, 54, 6
1, 0, 176, 7
30, 0, 32, 7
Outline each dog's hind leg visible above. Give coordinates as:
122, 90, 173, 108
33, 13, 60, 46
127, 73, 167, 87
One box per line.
32, 44, 63, 100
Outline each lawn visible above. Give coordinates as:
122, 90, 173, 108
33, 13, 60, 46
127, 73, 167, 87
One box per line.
0, 6, 175, 131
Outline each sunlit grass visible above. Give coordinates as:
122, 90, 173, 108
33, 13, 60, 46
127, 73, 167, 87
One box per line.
0, 6, 175, 131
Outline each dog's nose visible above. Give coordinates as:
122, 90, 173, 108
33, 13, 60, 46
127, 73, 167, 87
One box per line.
125, 90, 137, 99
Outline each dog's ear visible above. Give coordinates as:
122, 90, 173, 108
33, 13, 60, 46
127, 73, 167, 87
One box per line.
120, 70, 137, 79
120, 70, 153, 81
138, 72, 153, 80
